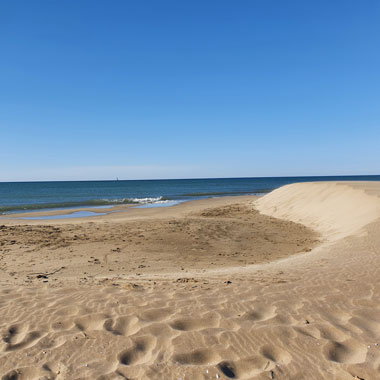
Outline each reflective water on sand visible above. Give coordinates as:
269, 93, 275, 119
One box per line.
22, 211, 109, 220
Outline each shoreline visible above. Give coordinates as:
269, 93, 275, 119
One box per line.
0, 194, 264, 221
0, 195, 319, 286
0, 195, 259, 222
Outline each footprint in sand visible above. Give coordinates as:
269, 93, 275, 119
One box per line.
1, 365, 55, 380
74, 313, 110, 331
323, 338, 367, 364
218, 361, 237, 378
2, 370, 19, 380
51, 319, 75, 331
260, 344, 292, 365
103, 316, 140, 336
138, 307, 174, 322
1, 324, 42, 352
173, 348, 220, 365
243, 305, 277, 322
118, 336, 157, 365
169, 313, 220, 331
217, 356, 270, 379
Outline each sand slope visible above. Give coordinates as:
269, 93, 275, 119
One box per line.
1, 182, 380, 380
255, 182, 380, 242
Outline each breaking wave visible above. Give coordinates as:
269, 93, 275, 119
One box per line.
0, 196, 168, 214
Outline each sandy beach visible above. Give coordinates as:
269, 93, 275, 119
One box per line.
1, 182, 380, 379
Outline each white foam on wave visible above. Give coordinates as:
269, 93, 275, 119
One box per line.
131, 197, 164, 204
135, 200, 185, 209
100, 196, 165, 204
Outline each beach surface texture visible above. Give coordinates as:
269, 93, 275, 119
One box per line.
0, 181, 379, 379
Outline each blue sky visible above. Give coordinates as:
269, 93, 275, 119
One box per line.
0, 0, 379, 181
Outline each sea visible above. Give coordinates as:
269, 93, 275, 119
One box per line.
0, 175, 379, 214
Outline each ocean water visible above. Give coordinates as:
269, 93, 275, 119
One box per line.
0, 175, 379, 214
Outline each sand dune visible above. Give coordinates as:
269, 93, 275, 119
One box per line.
1, 182, 380, 379
255, 182, 380, 241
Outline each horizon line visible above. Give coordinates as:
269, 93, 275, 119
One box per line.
1, 174, 380, 184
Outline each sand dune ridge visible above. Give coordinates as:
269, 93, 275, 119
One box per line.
255, 181, 380, 241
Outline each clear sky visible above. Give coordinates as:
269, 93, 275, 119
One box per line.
1, 0, 379, 181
